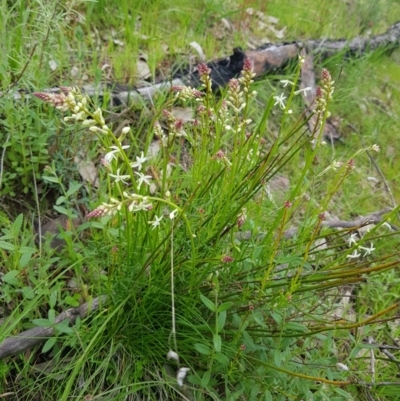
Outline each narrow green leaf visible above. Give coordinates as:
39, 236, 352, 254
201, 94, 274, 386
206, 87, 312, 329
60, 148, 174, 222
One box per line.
200, 294, 216, 312
213, 333, 222, 352
42, 175, 60, 184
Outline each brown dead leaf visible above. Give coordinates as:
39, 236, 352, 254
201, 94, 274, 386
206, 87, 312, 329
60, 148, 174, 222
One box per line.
74, 155, 99, 188
38, 215, 82, 251
171, 107, 194, 123
136, 58, 151, 80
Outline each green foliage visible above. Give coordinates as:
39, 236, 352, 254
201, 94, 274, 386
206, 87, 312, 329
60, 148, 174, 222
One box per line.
1, 0, 400, 400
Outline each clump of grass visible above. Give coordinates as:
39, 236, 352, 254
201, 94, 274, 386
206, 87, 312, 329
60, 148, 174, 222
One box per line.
11, 55, 396, 401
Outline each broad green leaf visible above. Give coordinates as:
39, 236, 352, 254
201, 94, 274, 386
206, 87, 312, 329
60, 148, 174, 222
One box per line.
201, 370, 211, 388
19, 246, 36, 253
64, 295, 80, 307
42, 337, 57, 353
32, 318, 52, 327
194, 343, 212, 355
22, 286, 35, 299
3, 270, 20, 285
53, 205, 71, 216
49, 290, 57, 309
66, 182, 82, 197
217, 301, 233, 312
55, 321, 73, 334
18, 252, 32, 269
0, 241, 15, 251
56, 196, 66, 205
42, 175, 60, 184
284, 322, 308, 332
217, 310, 227, 332
200, 294, 216, 312
213, 333, 221, 352
11, 214, 23, 236
48, 309, 56, 325
213, 352, 229, 366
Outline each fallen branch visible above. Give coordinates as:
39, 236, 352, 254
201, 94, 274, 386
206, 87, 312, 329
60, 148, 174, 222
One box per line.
4, 22, 400, 105
299, 49, 341, 142
322, 207, 398, 230
0, 295, 107, 360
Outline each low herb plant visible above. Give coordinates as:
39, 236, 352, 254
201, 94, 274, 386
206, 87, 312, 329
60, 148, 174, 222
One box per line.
2, 56, 399, 400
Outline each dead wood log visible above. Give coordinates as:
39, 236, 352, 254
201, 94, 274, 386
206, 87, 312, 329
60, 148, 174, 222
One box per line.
299, 49, 341, 142
4, 21, 400, 105
0, 295, 107, 360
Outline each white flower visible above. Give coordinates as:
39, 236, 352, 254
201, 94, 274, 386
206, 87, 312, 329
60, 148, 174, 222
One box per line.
131, 200, 152, 212
280, 80, 293, 87
148, 215, 163, 229
130, 151, 147, 171
109, 168, 130, 184
359, 243, 375, 256
371, 144, 380, 152
346, 249, 361, 259
273, 93, 286, 109
332, 160, 343, 171
135, 172, 152, 188
169, 209, 178, 220
347, 233, 358, 247
294, 87, 312, 95
167, 350, 179, 362
104, 145, 130, 164
177, 367, 190, 387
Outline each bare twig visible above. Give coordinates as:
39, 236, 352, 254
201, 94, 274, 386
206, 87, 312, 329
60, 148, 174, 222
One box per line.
0, 295, 107, 360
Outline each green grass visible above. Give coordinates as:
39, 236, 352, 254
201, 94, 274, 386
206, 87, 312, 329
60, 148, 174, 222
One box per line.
1, 0, 400, 400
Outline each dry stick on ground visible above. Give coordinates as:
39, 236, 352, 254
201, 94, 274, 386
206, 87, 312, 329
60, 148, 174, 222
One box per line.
0, 295, 107, 360
299, 49, 341, 142
5, 21, 400, 105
